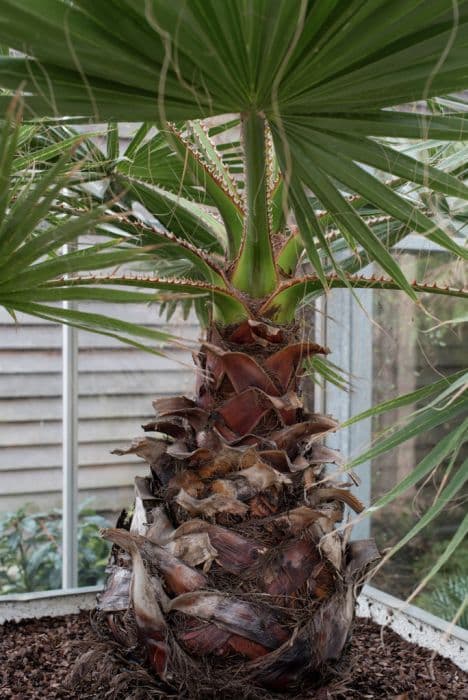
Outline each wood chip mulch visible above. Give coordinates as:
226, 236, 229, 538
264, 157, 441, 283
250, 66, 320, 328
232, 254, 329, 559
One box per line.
0, 611, 466, 699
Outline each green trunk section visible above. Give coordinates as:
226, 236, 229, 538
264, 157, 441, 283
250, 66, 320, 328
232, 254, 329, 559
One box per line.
231, 113, 277, 297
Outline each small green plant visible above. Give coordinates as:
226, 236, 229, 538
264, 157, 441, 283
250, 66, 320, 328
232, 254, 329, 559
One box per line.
0, 501, 110, 594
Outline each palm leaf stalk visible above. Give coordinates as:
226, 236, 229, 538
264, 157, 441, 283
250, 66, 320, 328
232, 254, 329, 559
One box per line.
1, 2, 468, 697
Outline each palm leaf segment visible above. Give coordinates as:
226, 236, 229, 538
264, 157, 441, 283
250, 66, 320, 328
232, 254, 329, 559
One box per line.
0, 0, 467, 324
1, 1, 468, 695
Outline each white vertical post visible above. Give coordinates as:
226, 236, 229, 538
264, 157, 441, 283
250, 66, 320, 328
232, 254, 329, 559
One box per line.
62, 245, 79, 590
313, 296, 326, 415
321, 288, 373, 540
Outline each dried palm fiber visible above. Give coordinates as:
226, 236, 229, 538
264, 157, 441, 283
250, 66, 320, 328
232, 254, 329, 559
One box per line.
97, 320, 380, 697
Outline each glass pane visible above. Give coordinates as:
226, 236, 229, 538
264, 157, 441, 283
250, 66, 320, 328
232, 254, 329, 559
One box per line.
370, 251, 467, 627
76, 300, 198, 587
0, 311, 63, 593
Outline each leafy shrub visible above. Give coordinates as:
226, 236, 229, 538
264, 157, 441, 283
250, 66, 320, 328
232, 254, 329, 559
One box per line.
0, 501, 110, 594
413, 540, 468, 629
417, 573, 468, 629
372, 511, 468, 629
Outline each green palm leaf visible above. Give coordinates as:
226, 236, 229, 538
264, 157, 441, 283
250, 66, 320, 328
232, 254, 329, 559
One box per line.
0, 115, 188, 347
1, 2, 466, 310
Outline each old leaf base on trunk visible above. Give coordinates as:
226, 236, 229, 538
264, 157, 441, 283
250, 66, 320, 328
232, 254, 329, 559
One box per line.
96, 319, 380, 698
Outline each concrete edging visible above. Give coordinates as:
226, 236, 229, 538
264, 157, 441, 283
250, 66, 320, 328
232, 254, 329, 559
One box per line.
1, 584, 466, 671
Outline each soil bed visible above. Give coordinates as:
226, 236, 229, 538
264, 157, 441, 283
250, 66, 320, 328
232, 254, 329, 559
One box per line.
0, 611, 466, 699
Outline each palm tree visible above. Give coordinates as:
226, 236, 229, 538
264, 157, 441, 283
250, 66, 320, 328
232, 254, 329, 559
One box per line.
0, 2, 467, 696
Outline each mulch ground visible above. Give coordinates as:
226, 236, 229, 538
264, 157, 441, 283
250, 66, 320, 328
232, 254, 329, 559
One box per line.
0, 611, 466, 699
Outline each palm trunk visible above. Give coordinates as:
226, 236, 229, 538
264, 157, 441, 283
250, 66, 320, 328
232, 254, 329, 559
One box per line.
98, 317, 379, 697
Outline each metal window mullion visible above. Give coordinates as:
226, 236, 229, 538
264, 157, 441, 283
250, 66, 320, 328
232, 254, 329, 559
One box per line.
348, 287, 372, 537
62, 245, 79, 590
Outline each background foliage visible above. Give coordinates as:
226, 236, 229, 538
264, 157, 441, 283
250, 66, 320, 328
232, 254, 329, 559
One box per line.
0, 502, 109, 593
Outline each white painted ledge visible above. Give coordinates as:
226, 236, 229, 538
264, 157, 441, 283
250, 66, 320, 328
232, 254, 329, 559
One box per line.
358, 585, 468, 672
0, 585, 101, 623
1, 584, 466, 672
